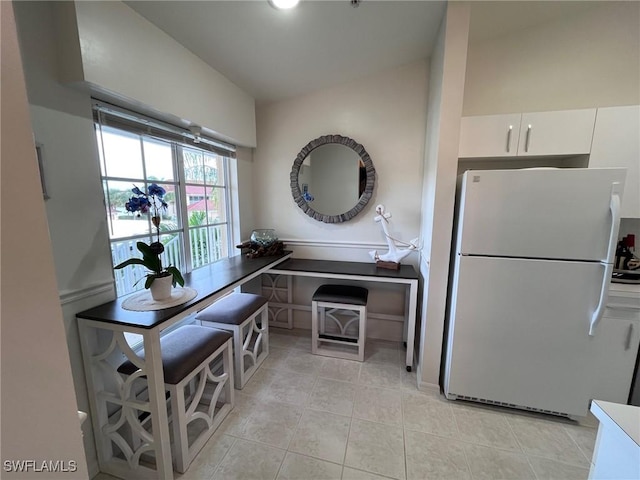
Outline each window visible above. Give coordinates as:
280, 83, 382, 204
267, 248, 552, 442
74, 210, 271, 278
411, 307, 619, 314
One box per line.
94, 102, 235, 297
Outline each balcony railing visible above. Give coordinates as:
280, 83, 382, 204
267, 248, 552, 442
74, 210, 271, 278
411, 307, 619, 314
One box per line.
111, 228, 227, 297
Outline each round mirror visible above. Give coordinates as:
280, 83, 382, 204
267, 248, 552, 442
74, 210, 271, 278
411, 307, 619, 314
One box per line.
290, 135, 375, 223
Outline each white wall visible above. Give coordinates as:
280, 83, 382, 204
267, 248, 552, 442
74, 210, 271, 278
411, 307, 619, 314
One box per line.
12, 2, 257, 475
69, 1, 256, 147
464, 2, 640, 115
252, 60, 428, 341
253, 60, 428, 263
418, 3, 470, 387
0, 2, 88, 477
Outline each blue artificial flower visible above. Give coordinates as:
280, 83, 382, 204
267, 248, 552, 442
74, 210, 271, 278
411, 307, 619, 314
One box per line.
131, 185, 143, 195
148, 184, 166, 197
302, 191, 314, 202
125, 196, 152, 213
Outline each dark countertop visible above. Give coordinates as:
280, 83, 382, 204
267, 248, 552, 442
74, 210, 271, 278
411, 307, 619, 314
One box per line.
76, 252, 292, 329
270, 258, 419, 280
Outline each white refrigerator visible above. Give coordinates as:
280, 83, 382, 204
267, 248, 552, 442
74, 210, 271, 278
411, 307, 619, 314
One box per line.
443, 168, 626, 417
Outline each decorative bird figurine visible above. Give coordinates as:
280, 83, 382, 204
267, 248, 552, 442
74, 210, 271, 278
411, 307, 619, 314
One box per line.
369, 204, 419, 268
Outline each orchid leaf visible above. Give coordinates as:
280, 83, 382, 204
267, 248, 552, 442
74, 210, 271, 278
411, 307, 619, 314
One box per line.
136, 242, 162, 273
166, 266, 184, 287
114, 258, 147, 270
144, 276, 155, 289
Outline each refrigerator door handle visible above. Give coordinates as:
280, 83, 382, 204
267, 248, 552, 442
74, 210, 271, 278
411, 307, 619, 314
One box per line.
604, 183, 622, 264
589, 183, 622, 336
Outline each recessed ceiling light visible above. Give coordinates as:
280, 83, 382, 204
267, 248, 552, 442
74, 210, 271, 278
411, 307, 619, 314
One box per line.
268, 0, 300, 10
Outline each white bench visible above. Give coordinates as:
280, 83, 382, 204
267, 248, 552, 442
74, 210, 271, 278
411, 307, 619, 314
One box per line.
118, 325, 234, 473
196, 293, 269, 389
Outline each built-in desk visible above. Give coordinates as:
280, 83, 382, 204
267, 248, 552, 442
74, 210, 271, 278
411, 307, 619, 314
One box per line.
77, 252, 292, 480
267, 258, 420, 371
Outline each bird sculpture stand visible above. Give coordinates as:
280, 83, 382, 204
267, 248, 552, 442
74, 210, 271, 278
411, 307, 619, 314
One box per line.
369, 205, 418, 270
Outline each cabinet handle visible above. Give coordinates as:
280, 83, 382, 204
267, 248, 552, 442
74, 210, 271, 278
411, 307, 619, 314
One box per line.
625, 323, 633, 350
506, 125, 513, 152
525, 124, 532, 152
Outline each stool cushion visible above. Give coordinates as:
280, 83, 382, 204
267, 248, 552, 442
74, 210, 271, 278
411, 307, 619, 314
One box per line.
312, 285, 368, 306
117, 325, 232, 385
195, 293, 267, 325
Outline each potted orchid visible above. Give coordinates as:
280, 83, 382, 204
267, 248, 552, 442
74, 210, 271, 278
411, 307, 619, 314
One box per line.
114, 184, 184, 300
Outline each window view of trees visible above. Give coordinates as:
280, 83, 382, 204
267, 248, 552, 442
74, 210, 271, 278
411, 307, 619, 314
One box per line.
96, 124, 231, 296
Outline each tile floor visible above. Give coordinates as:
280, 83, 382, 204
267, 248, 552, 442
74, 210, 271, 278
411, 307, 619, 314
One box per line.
94, 328, 598, 480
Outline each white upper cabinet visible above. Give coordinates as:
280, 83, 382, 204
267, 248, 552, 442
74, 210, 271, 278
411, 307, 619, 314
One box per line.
459, 108, 596, 159
517, 109, 596, 156
459, 114, 521, 158
589, 105, 640, 218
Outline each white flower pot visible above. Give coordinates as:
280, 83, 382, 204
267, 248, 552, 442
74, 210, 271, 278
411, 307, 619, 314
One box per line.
150, 274, 173, 301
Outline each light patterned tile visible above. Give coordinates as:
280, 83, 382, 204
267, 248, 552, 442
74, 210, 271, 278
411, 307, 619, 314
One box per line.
262, 346, 290, 371
240, 366, 279, 397
341, 466, 395, 479
506, 415, 589, 467
269, 333, 298, 349
281, 349, 324, 376
178, 433, 235, 479
319, 357, 362, 383
212, 438, 285, 480
400, 368, 420, 392
308, 378, 356, 416
365, 341, 401, 365
404, 430, 471, 480
344, 418, 405, 479
464, 443, 536, 480
452, 407, 521, 451
352, 385, 402, 426
263, 370, 317, 405
289, 409, 351, 464
235, 400, 303, 449
217, 393, 261, 436
527, 455, 590, 480
358, 362, 402, 389
277, 452, 342, 480
402, 391, 458, 437
562, 424, 597, 461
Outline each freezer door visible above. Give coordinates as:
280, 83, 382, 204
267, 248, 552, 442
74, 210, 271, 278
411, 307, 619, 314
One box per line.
443, 255, 604, 417
456, 168, 625, 261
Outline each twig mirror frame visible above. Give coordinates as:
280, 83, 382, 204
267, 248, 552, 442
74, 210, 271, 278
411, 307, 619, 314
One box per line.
290, 134, 376, 223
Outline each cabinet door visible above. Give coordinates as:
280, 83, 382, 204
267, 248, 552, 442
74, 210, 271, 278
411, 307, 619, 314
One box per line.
458, 113, 521, 158
590, 304, 640, 404
517, 108, 596, 156
589, 105, 640, 218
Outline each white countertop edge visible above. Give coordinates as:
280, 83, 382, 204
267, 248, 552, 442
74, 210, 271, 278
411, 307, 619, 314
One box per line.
591, 399, 640, 447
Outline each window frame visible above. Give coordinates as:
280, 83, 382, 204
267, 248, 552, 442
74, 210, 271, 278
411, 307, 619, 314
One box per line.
93, 102, 237, 297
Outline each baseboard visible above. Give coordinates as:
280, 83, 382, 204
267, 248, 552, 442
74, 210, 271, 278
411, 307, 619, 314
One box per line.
59, 280, 114, 305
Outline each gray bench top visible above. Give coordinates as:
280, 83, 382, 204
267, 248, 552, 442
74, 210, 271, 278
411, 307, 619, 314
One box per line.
117, 325, 232, 385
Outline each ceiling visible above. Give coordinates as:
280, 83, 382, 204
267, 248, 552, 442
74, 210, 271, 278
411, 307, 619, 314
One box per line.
125, 0, 602, 105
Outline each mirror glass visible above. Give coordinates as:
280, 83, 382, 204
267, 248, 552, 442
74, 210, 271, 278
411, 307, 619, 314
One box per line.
291, 135, 375, 223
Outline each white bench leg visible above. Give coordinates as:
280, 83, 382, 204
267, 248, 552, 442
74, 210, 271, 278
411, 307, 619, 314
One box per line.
311, 300, 319, 355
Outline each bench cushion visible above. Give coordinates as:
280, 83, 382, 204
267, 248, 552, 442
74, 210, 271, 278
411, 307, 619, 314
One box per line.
312, 285, 368, 306
117, 325, 232, 385
195, 293, 267, 325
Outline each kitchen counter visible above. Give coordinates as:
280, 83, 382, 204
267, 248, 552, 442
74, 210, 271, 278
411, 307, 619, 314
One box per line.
588, 400, 640, 479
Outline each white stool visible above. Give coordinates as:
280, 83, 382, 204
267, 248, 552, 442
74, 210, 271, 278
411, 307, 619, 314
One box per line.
118, 325, 234, 473
311, 284, 368, 362
196, 293, 269, 389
